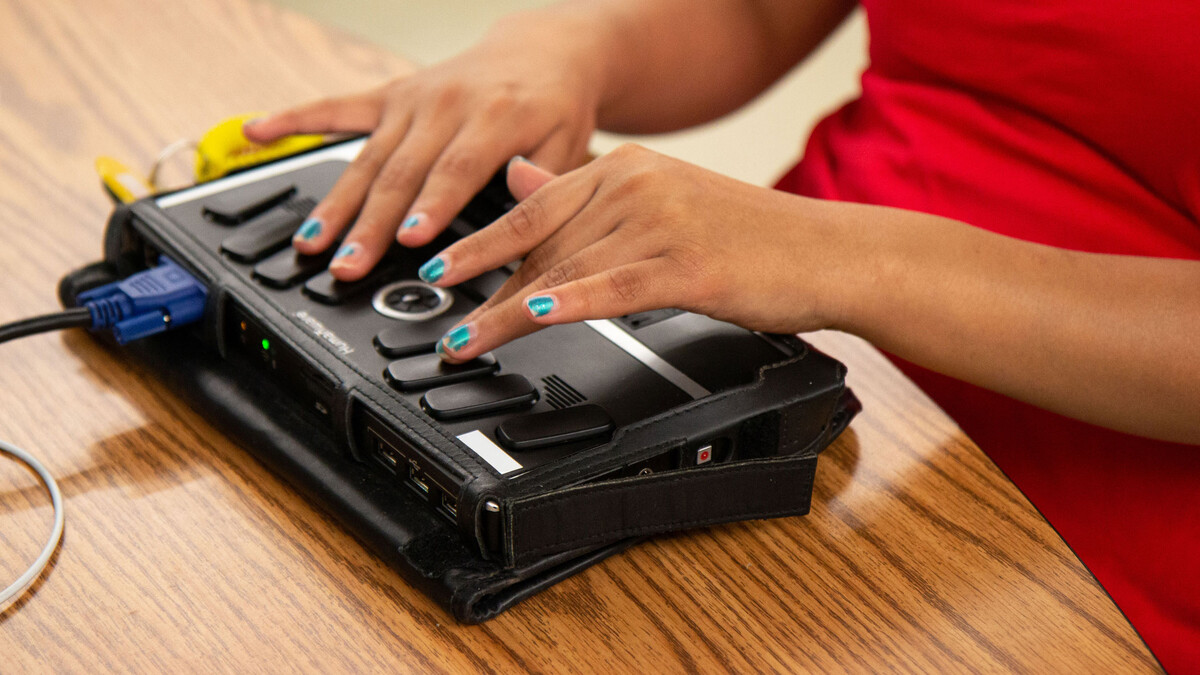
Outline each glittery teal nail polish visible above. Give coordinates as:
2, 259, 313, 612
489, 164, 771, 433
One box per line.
333, 243, 359, 259
419, 256, 445, 283
443, 325, 470, 351
296, 218, 321, 241
401, 214, 422, 229
526, 295, 555, 317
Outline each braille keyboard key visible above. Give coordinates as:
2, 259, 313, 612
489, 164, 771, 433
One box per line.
421, 374, 538, 420
384, 353, 499, 392
496, 404, 615, 451
220, 208, 306, 263
303, 262, 397, 305
253, 247, 334, 289
203, 183, 296, 224
373, 313, 467, 358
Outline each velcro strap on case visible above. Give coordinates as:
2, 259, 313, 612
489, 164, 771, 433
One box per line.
502, 420, 843, 566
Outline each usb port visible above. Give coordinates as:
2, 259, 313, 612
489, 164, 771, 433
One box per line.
408, 462, 431, 496
441, 493, 458, 519
373, 443, 402, 475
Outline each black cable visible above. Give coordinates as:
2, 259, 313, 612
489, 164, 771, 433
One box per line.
0, 308, 92, 345
0, 263, 206, 609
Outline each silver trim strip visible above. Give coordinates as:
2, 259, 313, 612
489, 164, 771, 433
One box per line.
584, 319, 711, 399
457, 430, 522, 475
155, 138, 367, 209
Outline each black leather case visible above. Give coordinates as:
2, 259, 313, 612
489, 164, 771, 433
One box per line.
60, 153, 860, 620
61, 257, 858, 622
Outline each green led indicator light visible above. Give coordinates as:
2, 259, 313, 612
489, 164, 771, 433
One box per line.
261, 338, 270, 351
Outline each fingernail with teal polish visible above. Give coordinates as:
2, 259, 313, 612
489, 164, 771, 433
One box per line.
508, 155, 535, 170
296, 218, 322, 241
333, 243, 359, 260
418, 256, 445, 283
526, 295, 555, 318
443, 325, 471, 351
401, 213, 423, 230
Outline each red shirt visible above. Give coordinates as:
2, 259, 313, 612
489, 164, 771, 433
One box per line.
776, 1, 1200, 670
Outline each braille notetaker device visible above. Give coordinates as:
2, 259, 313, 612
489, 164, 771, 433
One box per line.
62, 137, 859, 622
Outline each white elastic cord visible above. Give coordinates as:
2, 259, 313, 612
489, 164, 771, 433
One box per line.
0, 440, 64, 607
147, 138, 197, 190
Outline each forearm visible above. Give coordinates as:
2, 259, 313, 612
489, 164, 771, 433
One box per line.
425, 144, 1195, 444
817, 201, 1200, 444
487, 0, 857, 134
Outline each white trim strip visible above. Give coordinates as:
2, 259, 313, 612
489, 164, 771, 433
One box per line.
155, 138, 366, 209
585, 319, 711, 399
457, 430, 523, 475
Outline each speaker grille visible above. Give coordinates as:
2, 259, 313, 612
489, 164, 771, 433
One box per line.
541, 374, 586, 409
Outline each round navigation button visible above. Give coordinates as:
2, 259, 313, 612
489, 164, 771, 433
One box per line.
372, 280, 453, 321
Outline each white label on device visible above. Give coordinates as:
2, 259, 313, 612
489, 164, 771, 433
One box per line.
457, 430, 522, 475
156, 138, 367, 208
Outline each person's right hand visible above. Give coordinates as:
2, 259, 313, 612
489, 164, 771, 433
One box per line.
242, 14, 607, 281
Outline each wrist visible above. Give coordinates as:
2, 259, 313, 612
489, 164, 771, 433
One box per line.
805, 201, 969, 347
487, 2, 642, 118
785, 197, 890, 336
483, 4, 624, 105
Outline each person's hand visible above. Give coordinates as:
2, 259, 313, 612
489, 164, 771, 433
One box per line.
421, 145, 846, 362
242, 14, 607, 280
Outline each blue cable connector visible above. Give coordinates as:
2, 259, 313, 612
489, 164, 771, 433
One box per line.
76, 256, 208, 344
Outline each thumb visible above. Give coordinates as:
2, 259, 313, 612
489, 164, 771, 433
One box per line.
506, 156, 557, 201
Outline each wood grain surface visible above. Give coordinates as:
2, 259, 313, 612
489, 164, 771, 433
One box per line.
0, 0, 1160, 672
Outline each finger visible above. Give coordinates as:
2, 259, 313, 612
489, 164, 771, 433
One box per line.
417, 164, 596, 287
329, 113, 460, 280
507, 156, 557, 201
453, 156, 564, 308
521, 258, 678, 325
292, 113, 411, 256
452, 165, 619, 321
396, 125, 535, 249
454, 218, 621, 330
459, 201, 622, 320
436, 237, 647, 362
243, 90, 384, 143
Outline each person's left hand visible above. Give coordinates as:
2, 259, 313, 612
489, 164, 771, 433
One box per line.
419, 144, 847, 362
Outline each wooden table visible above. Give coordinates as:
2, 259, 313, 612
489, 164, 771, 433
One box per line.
0, 1, 1160, 671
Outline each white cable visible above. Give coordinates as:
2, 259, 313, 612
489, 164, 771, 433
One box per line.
0, 440, 64, 607
147, 138, 197, 189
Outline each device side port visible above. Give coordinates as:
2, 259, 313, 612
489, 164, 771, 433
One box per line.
356, 405, 460, 525
407, 461, 461, 525
370, 430, 405, 475
407, 460, 431, 496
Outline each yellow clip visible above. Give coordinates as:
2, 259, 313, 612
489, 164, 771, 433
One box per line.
194, 113, 324, 183
95, 156, 154, 204
95, 113, 324, 203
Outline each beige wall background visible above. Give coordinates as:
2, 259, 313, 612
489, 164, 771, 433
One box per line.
271, 0, 869, 186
